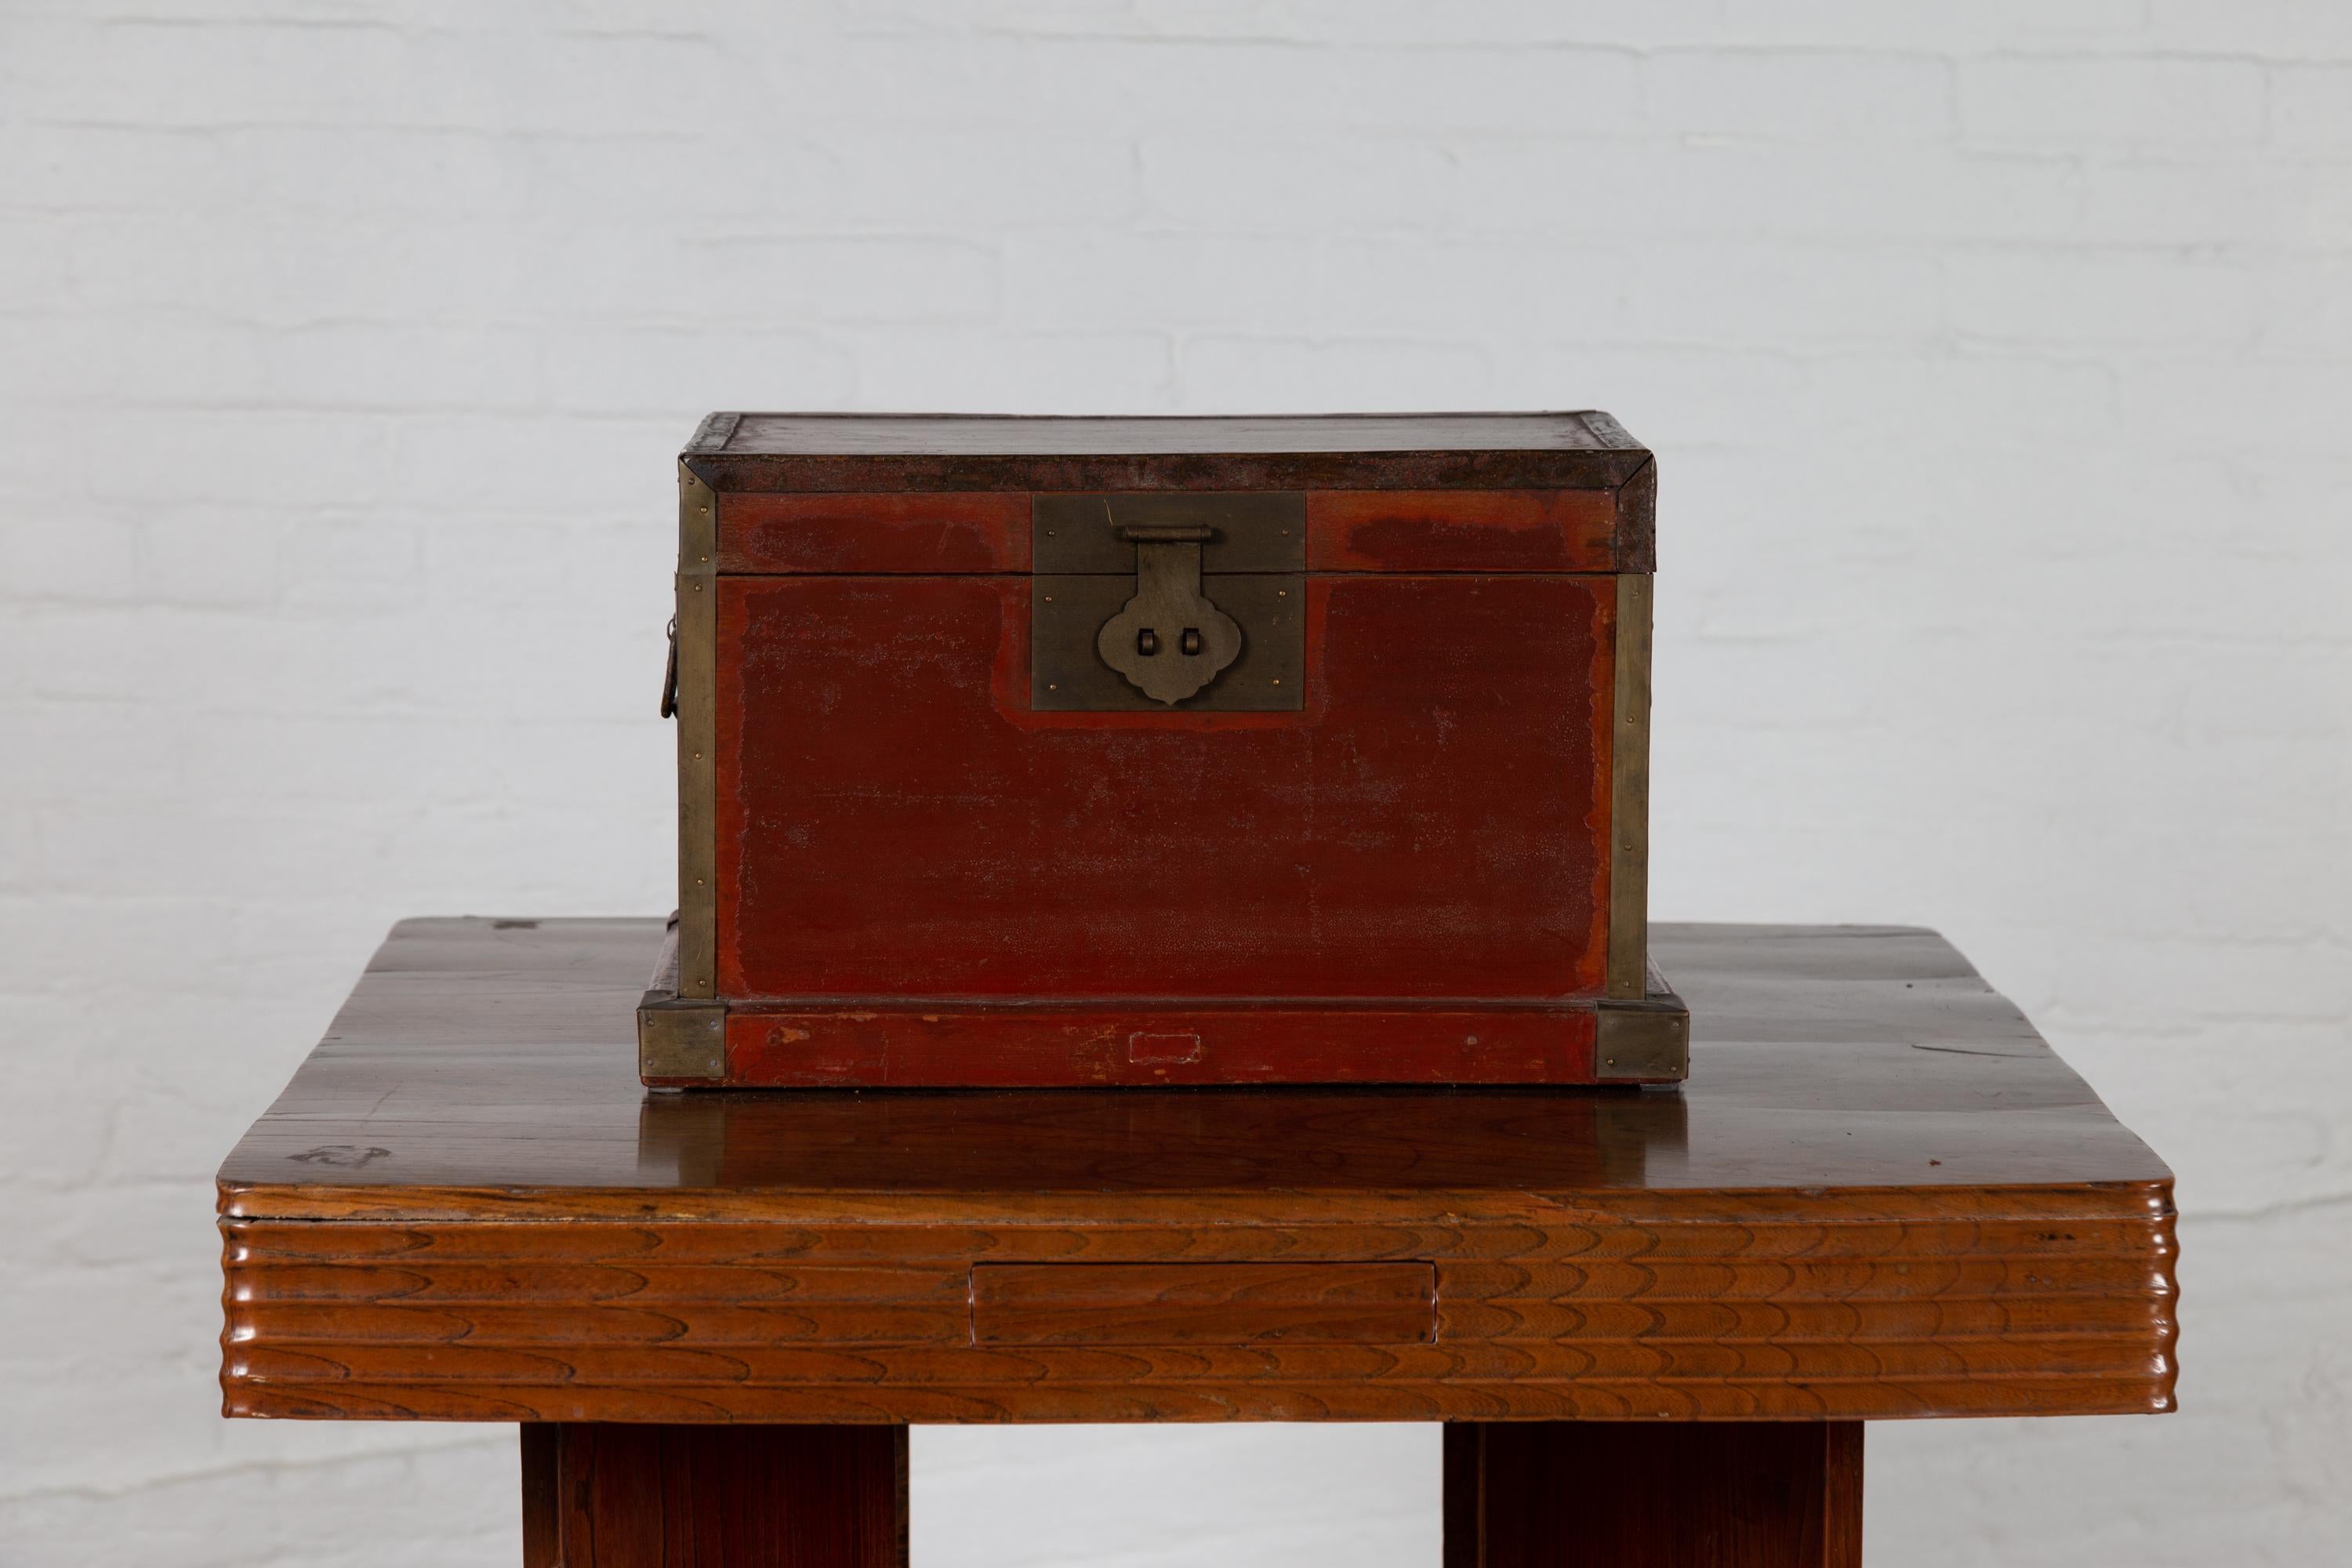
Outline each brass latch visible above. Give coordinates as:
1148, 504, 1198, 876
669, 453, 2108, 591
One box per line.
1030, 493, 1306, 713
1097, 524, 1243, 705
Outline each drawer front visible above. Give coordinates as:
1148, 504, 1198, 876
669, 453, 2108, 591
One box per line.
971, 1262, 1436, 1346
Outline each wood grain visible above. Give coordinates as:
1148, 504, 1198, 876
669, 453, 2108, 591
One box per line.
220, 1203, 2171, 1422
970, 1262, 1436, 1346
1445, 1421, 1860, 1567
523, 1423, 906, 1567
218, 920, 2178, 1425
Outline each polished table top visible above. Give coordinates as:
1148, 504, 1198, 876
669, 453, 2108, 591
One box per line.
218, 919, 2176, 1425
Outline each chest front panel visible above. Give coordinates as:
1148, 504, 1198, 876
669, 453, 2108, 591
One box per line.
713, 567, 1614, 1003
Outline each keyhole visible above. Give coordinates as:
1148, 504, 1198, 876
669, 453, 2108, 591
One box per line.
1137, 629, 1159, 656
1181, 628, 1202, 655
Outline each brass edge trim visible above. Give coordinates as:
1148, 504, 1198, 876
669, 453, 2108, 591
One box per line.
638, 989, 726, 1082
677, 463, 719, 1000
1607, 572, 1653, 998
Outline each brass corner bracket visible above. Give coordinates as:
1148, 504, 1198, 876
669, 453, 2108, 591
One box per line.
1595, 960, 1689, 1083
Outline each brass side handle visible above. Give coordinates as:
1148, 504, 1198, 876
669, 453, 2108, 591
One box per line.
659, 616, 679, 718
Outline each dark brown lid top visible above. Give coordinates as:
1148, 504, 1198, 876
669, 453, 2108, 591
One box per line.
684, 411, 1650, 494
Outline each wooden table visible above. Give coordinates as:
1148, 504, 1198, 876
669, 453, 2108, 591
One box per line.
218, 920, 2176, 1566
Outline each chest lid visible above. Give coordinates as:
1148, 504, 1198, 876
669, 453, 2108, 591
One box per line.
684, 412, 1656, 577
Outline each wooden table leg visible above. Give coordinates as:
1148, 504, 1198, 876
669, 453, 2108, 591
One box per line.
1444, 1421, 1862, 1567
522, 1425, 909, 1567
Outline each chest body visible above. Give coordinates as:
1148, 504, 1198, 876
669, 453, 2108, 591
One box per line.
642, 413, 1683, 1088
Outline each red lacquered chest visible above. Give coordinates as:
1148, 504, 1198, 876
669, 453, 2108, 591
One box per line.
640, 413, 1685, 1089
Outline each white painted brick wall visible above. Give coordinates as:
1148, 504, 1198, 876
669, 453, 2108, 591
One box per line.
2, 2, 2345, 1563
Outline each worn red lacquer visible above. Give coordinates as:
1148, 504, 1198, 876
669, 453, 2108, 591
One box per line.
719, 492, 1029, 575
1305, 489, 1617, 573
713, 572, 1613, 1006
722, 1004, 1600, 1088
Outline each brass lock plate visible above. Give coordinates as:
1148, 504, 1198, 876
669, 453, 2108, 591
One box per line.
1032, 493, 1305, 713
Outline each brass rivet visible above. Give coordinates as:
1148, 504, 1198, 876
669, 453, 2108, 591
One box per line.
1047, 683, 1058, 691
1276, 590, 1287, 597
692, 752, 702, 760
1271, 678, 1281, 685
1044, 595, 1054, 602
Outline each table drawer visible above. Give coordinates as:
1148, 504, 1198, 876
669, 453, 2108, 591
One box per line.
970, 1262, 1436, 1347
